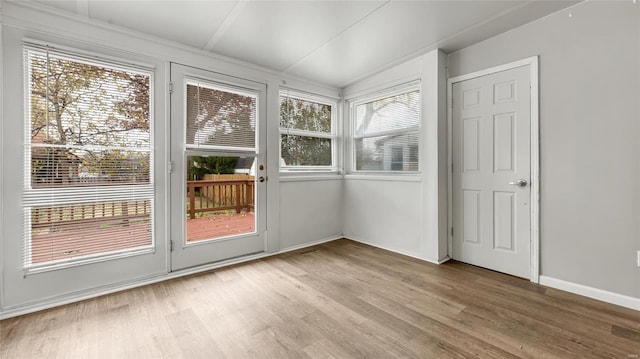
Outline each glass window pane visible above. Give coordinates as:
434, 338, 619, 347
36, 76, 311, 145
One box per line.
27, 200, 152, 266
186, 83, 256, 148
31, 148, 150, 187
24, 47, 154, 270
27, 50, 151, 189
280, 134, 332, 166
355, 132, 419, 171
355, 90, 420, 136
185, 155, 256, 242
280, 96, 331, 133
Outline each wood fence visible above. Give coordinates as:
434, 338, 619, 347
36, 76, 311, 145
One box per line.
187, 176, 254, 219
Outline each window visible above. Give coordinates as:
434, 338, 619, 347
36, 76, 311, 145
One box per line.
279, 90, 336, 171
186, 80, 257, 151
352, 86, 421, 172
23, 45, 154, 270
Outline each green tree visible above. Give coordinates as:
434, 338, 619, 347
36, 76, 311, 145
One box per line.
28, 50, 150, 187
186, 85, 255, 148
187, 156, 238, 180
279, 97, 332, 166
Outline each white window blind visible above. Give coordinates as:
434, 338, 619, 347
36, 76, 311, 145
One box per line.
353, 88, 421, 172
23, 46, 154, 271
185, 80, 257, 152
279, 90, 336, 169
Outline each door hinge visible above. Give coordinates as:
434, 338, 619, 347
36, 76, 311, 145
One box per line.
170, 240, 174, 252
451, 98, 454, 109
451, 227, 454, 236
451, 163, 454, 173
169, 82, 173, 95
168, 161, 173, 174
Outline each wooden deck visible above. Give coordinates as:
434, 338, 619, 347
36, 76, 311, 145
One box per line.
29, 212, 255, 265
187, 212, 255, 242
30, 222, 151, 265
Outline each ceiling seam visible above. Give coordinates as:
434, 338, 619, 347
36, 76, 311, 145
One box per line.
281, 0, 391, 75
204, 0, 248, 51
337, 0, 538, 88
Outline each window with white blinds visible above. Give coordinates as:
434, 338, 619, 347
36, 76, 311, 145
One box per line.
352, 86, 421, 172
279, 90, 336, 170
185, 79, 257, 152
23, 45, 154, 271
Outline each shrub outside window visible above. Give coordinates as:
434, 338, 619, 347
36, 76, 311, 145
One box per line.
279, 91, 337, 171
352, 86, 421, 172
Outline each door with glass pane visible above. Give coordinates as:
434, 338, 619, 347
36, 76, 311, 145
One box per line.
169, 64, 266, 271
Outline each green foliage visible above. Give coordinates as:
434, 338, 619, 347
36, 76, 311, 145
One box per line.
187, 156, 238, 180
28, 50, 151, 186
279, 97, 331, 132
186, 85, 256, 147
279, 97, 332, 166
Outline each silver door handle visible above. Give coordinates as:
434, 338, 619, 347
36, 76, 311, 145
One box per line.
509, 179, 528, 187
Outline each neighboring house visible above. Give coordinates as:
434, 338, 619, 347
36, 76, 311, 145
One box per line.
234, 157, 255, 176
377, 133, 419, 172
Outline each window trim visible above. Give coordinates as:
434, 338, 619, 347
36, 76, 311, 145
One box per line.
22, 44, 156, 273
279, 88, 339, 173
348, 82, 422, 175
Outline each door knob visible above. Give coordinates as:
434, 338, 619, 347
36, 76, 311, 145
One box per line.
509, 179, 528, 187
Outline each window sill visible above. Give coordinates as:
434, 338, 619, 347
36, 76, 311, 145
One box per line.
344, 173, 422, 182
279, 171, 342, 182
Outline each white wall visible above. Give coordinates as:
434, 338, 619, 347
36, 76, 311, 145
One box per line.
343, 178, 423, 256
448, 1, 640, 299
342, 50, 448, 263
279, 179, 343, 250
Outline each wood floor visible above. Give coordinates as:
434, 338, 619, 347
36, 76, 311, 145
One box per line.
1, 239, 639, 358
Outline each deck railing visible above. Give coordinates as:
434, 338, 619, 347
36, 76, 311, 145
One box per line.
187, 178, 254, 219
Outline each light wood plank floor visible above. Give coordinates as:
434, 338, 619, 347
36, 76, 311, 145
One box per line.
1, 239, 639, 358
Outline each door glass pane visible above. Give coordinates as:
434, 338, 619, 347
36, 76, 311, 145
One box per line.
185, 81, 257, 149
185, 155, 256, 242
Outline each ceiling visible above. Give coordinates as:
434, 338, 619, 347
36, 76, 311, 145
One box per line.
23, 0, 579, 88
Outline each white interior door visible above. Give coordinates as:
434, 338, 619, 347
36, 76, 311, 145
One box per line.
451, 65, 531, 278
170, 64, 267, 271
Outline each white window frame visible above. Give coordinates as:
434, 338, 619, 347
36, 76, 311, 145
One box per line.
349, 82, 422, 174
279, 89, 338, 173
22, 44, 156, 273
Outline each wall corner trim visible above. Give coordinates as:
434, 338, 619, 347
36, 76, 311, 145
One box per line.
539, 275, 640, 312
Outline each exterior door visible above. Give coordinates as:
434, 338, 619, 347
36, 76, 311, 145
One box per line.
451, 65, 531, 278
169, 64, 267, 271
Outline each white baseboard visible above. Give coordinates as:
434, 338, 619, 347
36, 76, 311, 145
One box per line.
0, 236, 343, 320
278, 235, 343, 254
344, 234, 445, 265
539, 275, 640, 312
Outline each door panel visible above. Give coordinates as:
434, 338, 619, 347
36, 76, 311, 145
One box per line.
170, 64, 266, 271
452, 65, 531, 278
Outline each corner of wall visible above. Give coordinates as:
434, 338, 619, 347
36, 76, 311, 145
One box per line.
420, 49, 449, 263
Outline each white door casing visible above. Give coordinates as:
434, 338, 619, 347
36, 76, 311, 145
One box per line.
169, 64, 267, 271
450, 60, 538, 280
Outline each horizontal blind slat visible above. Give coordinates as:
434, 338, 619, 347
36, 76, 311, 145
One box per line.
23, 47, 154, 271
